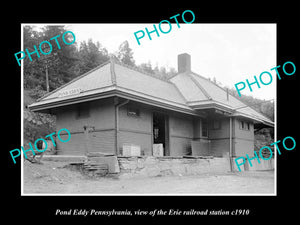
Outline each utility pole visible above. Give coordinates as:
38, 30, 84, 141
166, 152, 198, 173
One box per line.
45, 64, 49, 92
43, 43, 52, 93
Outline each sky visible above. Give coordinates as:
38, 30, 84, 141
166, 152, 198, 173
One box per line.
29, 23, 277, 100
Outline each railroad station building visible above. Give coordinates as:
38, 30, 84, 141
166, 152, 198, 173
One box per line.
29, 53, 273, 163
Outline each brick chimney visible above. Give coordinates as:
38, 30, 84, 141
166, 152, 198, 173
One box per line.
178, 53, 191, 73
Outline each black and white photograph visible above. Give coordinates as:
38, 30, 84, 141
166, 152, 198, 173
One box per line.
21, 23, 276, 195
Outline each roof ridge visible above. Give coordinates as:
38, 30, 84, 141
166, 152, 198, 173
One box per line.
113, 60, 172, 83
189, 72, 212, 100
110, 58, 117, 85
190, 71, 272, 121
170, 82, 188, 104
190, 71, 246, 104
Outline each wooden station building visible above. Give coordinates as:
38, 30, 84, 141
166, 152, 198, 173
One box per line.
29, 53, 274, 159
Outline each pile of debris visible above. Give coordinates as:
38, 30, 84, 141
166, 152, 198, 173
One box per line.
67, 152, 120, 178
82, 161, 109, 177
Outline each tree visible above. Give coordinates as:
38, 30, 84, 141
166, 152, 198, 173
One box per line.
138, 61, 177, 80
139, 61, 154, 74
23, 25, 80, 92
23, 25, 44, 90
228, 87, 274, 121
78, 39, 109, 74
117, 40, 135, 67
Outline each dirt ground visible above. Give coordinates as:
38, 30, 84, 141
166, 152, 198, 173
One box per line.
23, 160, 275, 195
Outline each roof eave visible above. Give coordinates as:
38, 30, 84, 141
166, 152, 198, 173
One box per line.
233, 111, 274, 127
188, 100, 274, 127
189, 100, 234, 113
28, 89, 201, 117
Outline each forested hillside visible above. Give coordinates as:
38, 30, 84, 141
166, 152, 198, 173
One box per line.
23, 25, 274, 147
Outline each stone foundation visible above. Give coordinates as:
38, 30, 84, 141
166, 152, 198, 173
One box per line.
232, 157, 274, 172
117, 156, 231, 178
43, 155, 273, 178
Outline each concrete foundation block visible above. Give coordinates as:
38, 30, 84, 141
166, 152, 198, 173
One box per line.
232, 157, 246, 172
248, 158, 274, 171
209, 158, 231, 173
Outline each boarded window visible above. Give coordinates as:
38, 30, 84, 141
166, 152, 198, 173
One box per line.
76, 103, 90, 119
213, 120, 221, 129
246, 122, 250, 130
239, 120, 250, 131
239, 121, 244, 129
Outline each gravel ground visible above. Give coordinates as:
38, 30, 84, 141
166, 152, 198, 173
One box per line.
22, 160, 275, 195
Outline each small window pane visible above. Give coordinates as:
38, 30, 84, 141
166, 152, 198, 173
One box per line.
202, 121, 208, 137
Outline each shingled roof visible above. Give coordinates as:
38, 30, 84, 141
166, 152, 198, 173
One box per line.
28, 54, 274, 127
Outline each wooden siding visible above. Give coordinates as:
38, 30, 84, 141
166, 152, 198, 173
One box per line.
232, 118, 254, 157
169, 112, 194, 156
119, 130, 152, 155
207, 118, 230, 157
209, 139, 230, 157
56, 98, 115, 132
170, 137, 192, 156
118, 103, 152, 155
233, 138, 254, 157
55, 97, 116, 155
207, 118, 254, 157
119, 103, 152, 133
57, 130, 115, 155
208, 118, 230, 139
54, 97, 255, 157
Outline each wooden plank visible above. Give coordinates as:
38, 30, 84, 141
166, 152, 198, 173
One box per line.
86, 156, 120, 173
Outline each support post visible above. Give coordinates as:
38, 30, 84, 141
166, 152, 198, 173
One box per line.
114, 98, 130, 155
46, 64, 49, 92
229, 117, 233, 172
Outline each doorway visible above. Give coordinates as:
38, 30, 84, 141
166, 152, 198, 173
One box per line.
153, 112, 169, 156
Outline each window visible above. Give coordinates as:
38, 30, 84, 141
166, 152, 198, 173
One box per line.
239, 120, 250, 131
127, 107, 140, 117
213, 120, 221, 129
239, 121, 244, 129
76, 103, 90, 119
202, 120, 208, 137
246, 122, 250, 130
